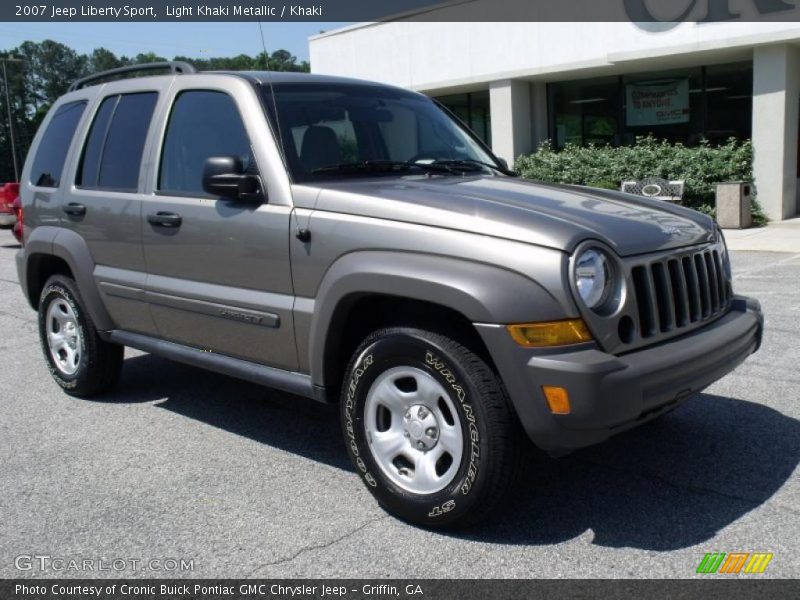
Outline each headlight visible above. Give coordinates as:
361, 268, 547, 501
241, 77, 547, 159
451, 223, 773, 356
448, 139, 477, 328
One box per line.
574, 248, 613, 310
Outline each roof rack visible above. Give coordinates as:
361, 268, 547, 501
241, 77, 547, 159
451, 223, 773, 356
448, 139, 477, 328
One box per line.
68, 61, 197, 92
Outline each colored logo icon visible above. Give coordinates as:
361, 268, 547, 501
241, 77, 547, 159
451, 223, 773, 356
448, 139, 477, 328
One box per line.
697, 553, 773, 574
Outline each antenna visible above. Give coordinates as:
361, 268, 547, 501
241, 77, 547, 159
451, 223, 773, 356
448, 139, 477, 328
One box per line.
256, 20, 286, 158
257, 19, 269, 69
256, 21, 309, 241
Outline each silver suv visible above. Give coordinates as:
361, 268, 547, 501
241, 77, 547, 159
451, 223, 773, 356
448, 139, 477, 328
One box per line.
16, 62, 763, 528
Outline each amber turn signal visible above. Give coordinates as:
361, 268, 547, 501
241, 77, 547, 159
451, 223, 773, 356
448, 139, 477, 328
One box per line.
506, 319, 592, 347
542, 386, 571, 415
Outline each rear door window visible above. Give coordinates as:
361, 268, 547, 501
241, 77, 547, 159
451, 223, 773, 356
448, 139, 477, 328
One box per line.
29, 101, 86, 188
76, 96, 116, 188
77, 92, 158, 191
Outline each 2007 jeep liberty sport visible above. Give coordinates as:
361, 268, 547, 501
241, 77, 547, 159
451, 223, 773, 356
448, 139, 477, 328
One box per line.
16, 62, 763, 528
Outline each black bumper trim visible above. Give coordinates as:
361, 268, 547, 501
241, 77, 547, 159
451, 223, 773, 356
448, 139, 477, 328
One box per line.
476, 295, 763, 453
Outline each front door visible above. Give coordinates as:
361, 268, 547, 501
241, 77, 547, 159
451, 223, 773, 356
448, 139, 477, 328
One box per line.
141, 87, 296, 370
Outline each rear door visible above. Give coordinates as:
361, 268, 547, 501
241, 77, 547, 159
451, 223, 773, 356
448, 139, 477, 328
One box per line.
60, 82, 164, 335
140, 76, 297, 370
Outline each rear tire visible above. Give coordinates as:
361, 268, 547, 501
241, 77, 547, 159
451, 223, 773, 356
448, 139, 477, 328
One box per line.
38, 275, 123, 397
340, 326, 525, 528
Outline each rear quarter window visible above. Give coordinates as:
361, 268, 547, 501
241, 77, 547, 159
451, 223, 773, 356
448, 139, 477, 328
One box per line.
29, 101, 86, 188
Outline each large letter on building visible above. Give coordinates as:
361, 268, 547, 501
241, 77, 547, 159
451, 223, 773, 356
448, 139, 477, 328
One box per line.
624, 0, 793, 23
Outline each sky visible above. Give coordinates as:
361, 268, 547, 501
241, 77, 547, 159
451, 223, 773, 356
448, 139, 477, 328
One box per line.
0, 22, 349, 62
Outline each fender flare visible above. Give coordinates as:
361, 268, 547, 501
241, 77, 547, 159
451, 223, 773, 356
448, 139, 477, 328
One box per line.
23, 226, 114, 331
308, 250, 567, 388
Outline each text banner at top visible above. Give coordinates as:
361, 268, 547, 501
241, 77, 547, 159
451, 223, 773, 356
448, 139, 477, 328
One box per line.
3, 0, 800, 22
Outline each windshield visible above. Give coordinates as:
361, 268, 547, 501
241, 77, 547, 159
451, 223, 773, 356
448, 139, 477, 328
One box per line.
261, 82, 500, 182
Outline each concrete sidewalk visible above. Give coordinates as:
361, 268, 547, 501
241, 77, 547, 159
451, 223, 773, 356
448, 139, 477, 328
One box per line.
723, 217, 800, 253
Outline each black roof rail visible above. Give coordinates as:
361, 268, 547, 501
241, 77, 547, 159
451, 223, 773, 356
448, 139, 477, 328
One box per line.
68, 61, 197, 92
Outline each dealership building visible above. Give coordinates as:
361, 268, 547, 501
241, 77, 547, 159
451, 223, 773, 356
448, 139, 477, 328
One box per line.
309, 18, 800, 221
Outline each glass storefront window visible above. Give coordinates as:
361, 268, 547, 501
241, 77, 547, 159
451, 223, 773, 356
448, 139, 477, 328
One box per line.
435, 90, 491, 145
705, 62, 753, 142
549, 76, 620, 148
622, 68, 703, 145
548, 61, 753, 149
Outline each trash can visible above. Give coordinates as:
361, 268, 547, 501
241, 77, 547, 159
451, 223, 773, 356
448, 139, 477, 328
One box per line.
715, 182, 752, 229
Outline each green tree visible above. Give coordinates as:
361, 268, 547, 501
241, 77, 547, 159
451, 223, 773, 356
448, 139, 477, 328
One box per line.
133, 52, 167, 64
89, 47, 127, 72
0, 53, 31, 181
18, 40, 87, 111
255, 49, 309, 72
0, 39, 310, 181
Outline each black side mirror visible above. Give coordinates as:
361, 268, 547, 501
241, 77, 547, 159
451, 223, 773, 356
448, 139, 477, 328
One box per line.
496, 157, 509, 171
202, 156, 264, 204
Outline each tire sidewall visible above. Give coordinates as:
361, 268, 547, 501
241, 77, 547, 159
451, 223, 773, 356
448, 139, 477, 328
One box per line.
38, 278, 90, 391
341, 330, 489, 527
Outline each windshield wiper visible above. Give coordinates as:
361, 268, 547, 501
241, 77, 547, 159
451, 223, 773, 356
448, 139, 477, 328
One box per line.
312, 160, 415, 174
428, 159, 503, 173
312, 159, 499, 176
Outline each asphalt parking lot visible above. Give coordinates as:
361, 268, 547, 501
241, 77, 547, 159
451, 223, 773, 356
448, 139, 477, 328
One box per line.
0, 240, 798, 579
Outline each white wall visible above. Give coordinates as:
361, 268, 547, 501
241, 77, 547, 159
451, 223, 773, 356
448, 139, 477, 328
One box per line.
311, 19, 800, 219
489, 80, 531, 164
752, 44, 800, 221
310, 21, 800, 92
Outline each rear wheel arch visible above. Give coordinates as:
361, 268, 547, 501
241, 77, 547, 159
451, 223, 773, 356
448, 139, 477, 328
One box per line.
23, 227, 114, 330
26, 253, 74, 309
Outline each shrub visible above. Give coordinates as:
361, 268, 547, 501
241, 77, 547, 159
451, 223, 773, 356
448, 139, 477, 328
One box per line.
514, 136, 764, 223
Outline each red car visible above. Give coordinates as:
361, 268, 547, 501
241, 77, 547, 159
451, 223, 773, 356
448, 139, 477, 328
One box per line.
0, 182, 19, 230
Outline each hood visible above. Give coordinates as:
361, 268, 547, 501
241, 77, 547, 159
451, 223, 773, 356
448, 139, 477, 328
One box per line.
298, 175, 714, 257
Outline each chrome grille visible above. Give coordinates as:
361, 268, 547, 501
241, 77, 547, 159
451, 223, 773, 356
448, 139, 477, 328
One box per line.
630, 247, 731, 339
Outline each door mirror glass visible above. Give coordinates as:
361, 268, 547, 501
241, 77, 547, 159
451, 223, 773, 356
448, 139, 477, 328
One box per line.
202, 156, 264, 203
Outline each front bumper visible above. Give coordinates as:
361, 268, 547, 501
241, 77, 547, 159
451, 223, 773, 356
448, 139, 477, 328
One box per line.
476, 295, 763, 453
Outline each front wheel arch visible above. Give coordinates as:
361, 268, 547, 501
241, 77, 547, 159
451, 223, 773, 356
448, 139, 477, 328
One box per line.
322, 294, 499, 404
308, 250, 567, 394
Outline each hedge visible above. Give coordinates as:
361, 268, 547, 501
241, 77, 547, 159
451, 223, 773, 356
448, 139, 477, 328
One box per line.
514, 136, 766, 225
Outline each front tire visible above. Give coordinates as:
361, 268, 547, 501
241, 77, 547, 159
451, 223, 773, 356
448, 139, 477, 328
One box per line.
340, 327, 524, 528
38, 275, 123, 397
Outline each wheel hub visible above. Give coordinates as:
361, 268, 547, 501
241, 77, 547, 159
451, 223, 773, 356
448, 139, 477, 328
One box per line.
404, 404, 439, 451
45, 297, 82, 376
364, 366, 463, 494
66, 323, 78, 348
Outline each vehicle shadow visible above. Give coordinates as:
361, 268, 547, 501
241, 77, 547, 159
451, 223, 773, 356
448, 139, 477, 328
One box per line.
461, 392, 800, 550
107, 353, 799, 551
107, 352, 350, 470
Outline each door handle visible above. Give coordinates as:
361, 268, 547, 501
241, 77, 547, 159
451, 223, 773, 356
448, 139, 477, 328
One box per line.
62, 203, 86, 216
147, 212, 182, 228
